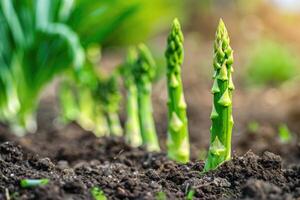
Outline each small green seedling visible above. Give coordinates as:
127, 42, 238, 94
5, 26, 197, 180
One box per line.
20, 179, 49, 188
186, 189, 195, 200
165, 18, 190, 163
278, 124, 292, 143
247, 121, 260, 133
121, 48, 143, 147
91, 187, 107, 200
204, 19, 234, 171
156, 191, 167, 200
133, 44, 160, 151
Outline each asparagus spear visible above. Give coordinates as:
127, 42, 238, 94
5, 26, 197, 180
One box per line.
93, 102, 110, 137
133, 44, 160, 151
98, 75, 123, 136
204, 19, 234, 171
121, 48, 142, 147
165, 18, 190, 163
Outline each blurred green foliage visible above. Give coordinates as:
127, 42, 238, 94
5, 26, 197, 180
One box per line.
97, 0, 184, 46
0, 0, 85, 134
0, 0, 183, 134
246, 39, 299, 87
59, 63, 119, 137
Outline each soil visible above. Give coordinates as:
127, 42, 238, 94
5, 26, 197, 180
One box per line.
0, 122, 299, 200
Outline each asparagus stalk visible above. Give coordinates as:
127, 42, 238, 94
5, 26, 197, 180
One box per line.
78, 87, 96, 131
121, 48, 142, 147
133, 44, 160, 151
165, 18, 190, 163
204, 19, 234, 171
93, 103, 110, 137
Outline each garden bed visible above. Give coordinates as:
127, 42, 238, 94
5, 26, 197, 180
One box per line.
0, 123, 299, 200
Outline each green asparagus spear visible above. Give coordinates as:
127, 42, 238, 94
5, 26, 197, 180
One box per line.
133, 44, 160, 151
165, 18, 190, 163
121, 48, 143, 147
98, 75, 123, 136
204, 19, 234, 171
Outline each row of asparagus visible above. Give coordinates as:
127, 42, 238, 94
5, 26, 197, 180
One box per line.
60, 18, 234, 171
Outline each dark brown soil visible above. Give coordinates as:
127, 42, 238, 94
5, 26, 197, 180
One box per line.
0, 123, 299, 200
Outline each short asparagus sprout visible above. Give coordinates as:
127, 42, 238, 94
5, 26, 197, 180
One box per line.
121, 48, 143, 147
78, 87, 97, 131
93, 103, 110, 137
20, 179, 49, 188
98, 75, 123, 136
204, 19, 234, 171
165, 18, 190, 163
133, 44, 160, 151
91, 187, 107, 200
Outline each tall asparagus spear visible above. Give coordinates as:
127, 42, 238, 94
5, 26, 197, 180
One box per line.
133, 44, 160, 151
204, 19, 234, 171
165, 18, 190, 163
